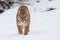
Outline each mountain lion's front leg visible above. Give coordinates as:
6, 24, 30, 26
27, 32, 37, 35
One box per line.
16, 14, 23, 34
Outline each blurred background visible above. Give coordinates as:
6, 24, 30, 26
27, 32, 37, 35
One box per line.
0, 0, 60, 40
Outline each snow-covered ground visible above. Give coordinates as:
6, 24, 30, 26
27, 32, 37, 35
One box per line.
0, 0, 60, 40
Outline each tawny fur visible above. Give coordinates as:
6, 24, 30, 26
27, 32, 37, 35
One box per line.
16, 6, 30, 35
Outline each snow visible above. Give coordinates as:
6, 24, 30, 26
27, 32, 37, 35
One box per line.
0, 0, 60, 40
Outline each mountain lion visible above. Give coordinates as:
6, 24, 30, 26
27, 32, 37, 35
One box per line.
16, 6, 30, 35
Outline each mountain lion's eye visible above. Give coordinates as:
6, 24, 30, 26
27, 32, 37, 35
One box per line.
24, 16, 26, 18
20, 16, 22, 18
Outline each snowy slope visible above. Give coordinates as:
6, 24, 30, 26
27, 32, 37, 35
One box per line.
0, 0, 60, 40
